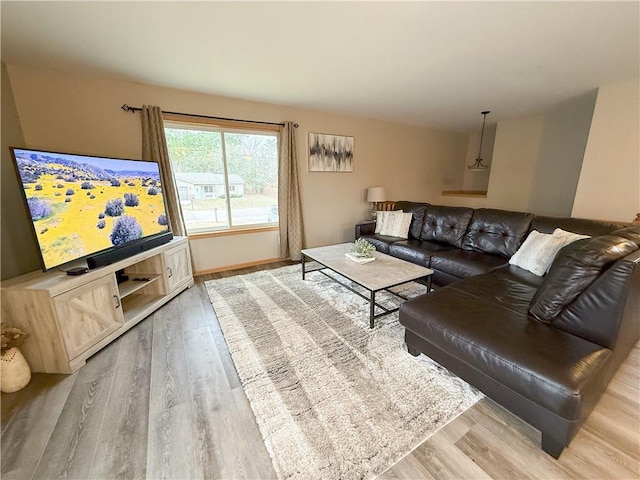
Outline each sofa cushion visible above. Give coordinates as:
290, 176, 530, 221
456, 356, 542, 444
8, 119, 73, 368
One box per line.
400, 285, 611, 421
388, 240, 455, 267
430, 249, 509, 279
394, 201, 430, 212
553, 255, 639, 348
462, 208, 534, 257
431, 269, 465, 288
358, 234, 403, 254
447, 268, 542, 312
610, 225, 640, 246
529, 235, 639, 322
496, 264, 547, 289
394, 201, 430, 240
531, 215, 625, 236
420, 205, 474, 248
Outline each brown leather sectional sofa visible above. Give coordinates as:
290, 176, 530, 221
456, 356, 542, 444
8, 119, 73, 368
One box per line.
356, 202, 640, 457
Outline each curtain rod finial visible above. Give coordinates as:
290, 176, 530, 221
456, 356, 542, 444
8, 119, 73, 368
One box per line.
121, 104, 135, 113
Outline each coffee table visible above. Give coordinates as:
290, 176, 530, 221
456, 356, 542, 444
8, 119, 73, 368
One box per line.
301, 243, 433, 328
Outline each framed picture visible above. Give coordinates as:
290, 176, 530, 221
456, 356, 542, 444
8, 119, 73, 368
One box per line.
308, 132, 354, 172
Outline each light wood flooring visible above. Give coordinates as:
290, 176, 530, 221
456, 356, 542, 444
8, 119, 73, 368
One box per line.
2, 261, 639, 479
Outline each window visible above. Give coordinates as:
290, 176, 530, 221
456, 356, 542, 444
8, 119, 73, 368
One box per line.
164, 119, 279, 234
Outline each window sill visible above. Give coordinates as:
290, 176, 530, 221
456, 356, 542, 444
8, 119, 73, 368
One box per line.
188, 225, 279, 240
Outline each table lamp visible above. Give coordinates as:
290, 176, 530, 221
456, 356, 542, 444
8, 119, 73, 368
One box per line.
367, 187, 386, 219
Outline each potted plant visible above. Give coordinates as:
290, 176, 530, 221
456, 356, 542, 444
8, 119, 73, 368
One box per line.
351, 238, 376, 258
1, 324, 30, 393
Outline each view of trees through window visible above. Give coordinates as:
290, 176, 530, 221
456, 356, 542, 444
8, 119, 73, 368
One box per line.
164, 124, 279, 233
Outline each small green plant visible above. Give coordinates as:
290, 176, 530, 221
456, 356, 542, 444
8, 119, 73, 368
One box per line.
1, 324, 27, 355
352, 238, 376, 258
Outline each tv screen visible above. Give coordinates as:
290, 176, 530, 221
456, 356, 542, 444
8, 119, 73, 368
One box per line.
10, 147, 171, 271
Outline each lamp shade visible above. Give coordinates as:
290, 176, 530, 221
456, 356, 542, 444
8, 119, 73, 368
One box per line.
367, 187, 386, 202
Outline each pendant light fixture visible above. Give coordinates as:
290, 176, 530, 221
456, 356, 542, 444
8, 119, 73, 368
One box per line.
468, 110, 491, 170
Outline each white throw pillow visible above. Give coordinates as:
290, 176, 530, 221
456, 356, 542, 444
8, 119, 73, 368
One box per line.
509, 230, 567, 276
552, 228, 590, 245
375, 210, 403, 234
509, 228, 591, 276
378, 211, 413, 239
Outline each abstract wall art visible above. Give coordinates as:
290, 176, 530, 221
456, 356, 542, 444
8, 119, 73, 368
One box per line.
308, 133, 354, 172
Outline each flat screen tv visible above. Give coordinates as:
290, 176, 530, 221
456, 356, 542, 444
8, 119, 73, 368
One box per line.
10, 147, 173, 272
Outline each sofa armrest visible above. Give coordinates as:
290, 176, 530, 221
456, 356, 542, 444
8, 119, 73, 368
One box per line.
355, 220, 376, 238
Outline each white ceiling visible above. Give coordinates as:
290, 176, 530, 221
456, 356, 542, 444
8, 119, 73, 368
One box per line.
1, 1, 638, 132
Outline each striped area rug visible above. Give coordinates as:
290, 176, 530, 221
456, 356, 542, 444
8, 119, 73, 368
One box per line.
205, 265, 481, 480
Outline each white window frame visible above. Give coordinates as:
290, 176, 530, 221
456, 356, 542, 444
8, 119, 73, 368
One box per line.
164, 117, 280, 236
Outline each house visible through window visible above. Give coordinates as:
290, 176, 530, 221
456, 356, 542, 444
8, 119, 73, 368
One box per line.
164, 120, 279, 234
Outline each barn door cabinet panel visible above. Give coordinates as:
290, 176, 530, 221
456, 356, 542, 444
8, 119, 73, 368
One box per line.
164, 243, 193, 293
53, 275, 124, 360
1, 237, 194, 374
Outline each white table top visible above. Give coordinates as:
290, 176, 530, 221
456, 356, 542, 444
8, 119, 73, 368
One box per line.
302, 243, 433, 291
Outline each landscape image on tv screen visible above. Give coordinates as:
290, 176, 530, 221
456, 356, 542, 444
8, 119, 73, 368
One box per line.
12, 148, 170, 270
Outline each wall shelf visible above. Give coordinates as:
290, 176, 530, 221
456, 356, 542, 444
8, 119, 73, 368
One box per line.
441, 190, 488, 198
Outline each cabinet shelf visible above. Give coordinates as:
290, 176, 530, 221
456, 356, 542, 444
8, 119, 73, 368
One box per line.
122, 293, 165, 322
118, 274, 162, 299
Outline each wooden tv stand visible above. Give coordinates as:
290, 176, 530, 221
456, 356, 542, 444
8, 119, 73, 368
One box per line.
1, 236, 194, 374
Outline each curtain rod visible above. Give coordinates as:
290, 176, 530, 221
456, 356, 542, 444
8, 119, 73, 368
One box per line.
121, 104, 298, 128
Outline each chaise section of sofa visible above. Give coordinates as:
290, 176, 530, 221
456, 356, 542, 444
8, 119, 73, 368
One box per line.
399, 226, 640, 457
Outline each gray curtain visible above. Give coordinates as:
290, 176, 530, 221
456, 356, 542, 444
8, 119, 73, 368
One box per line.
141, 105, 187, 237
278, 122, 304, 261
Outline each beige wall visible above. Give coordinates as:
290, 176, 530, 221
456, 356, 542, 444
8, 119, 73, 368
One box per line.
190, 230, 280, 273
530, 90, 597, 216
486, 116, 543, 210
440, 115, 543, 210
461, 123, 496, 191
1, 63, 42, 279
572, 77, 640, 222
441, 91, 597, 216
5, 64, 630, 278
4, 64, 467, 276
